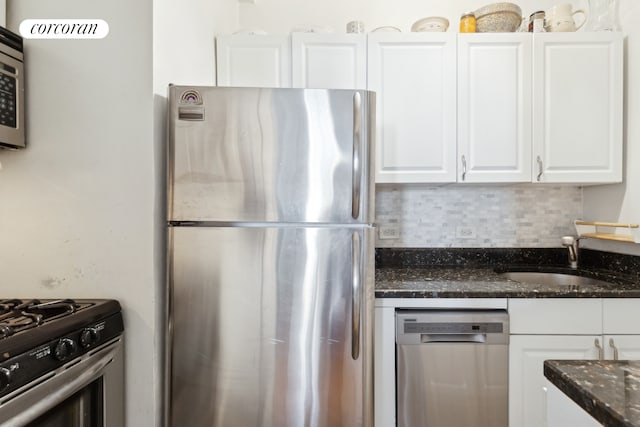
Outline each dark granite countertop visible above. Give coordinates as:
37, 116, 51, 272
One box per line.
545, 360, 640, 427
375, 266, 640, 298
375, 248, 640, 299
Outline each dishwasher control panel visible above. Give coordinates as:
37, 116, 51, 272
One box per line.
403, 321, 504, 334
396, 309, 509, 345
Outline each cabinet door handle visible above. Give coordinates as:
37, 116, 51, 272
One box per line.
536, 155, 543, 181
609, 338, 619, 360
461, 155, 467, 181
595, 338, 604, 360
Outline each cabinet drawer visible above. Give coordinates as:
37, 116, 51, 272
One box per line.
509, 299, 601, 334
603, 299, 640, 334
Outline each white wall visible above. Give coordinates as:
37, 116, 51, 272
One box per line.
0, 0, 240, 425
154, 0, 238, 93
582, 1, 640, 256
1, 0, 156, 425
238, 0, 590, 34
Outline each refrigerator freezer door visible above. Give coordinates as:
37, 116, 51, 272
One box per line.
168, 86, 375, 225
168, 225, 374, 427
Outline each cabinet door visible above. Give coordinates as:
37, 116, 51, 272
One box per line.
458, 34, 532, 183
604, 335, 640, 360
602, 299, 640, 359
546, 381, 601, 427
292, 33, 366, 89
532, 32, 623, 183
509, 298, 602, 335
374, 306, 396, 427
509, 335, 600, 427
368, 33, 457, 183
216, 35, 291, 87
603, 299, 640, 335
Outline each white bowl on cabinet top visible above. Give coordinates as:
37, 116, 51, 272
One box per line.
411, 16, 450, 32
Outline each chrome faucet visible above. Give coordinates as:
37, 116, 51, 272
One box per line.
561, 236, 579, 269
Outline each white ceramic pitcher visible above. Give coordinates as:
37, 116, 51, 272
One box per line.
545, 3, 587, 32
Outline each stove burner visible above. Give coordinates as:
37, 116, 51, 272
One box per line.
0, 299, 91, 340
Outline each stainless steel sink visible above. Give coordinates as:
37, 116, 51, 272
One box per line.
500, 272, 613, 287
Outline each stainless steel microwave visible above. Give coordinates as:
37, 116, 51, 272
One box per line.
0, 26, 24, 149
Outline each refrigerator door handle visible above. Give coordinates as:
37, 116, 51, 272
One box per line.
351, 231, 361, 360
351, 92, 362, 220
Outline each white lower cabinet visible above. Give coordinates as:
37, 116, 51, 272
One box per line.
542, 336, 640, 427
546, 380, 601, 427
543, 337, 640, 427
603, 299, 640, 334
508, 298, 601, 427
508, 298, 602, 335
603, 335, 640, 360
374, 305, 396, 427
509, 334, 600, 427
509, 298, 640, 427
603, 299, 640, 360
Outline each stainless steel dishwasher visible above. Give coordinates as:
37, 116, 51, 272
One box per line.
396, 309, 509, 427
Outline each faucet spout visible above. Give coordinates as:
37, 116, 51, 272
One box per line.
561, 236, 579, 269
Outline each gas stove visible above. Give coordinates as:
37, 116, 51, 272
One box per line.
0, 299, 94, 338
0, 298, 123, 401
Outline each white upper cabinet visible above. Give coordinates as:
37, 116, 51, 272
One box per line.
291, 33, 366, 89
532, 32, 623, 184
216, 35, 292, 87
216, 33, 365, 90
214, 33, 623, 185
368, 33, 457, 183
458, 34, 532, 183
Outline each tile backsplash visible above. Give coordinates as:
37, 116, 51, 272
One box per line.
375, 185, 583, 248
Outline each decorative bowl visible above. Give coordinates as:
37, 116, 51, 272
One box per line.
371, 26, 402, 33
474, 2, 522, 32
411, 16, 450, 32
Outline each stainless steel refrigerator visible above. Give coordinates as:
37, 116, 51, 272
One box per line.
166, 86, 375, 427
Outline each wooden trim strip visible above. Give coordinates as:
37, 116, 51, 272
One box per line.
575, 221, 639, 229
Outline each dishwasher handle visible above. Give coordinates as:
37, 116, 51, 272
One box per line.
420, 333, 487, 344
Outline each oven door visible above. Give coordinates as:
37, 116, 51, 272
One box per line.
0, 336, 124, 427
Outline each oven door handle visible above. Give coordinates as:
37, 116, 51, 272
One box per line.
0, 337, 123, 427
